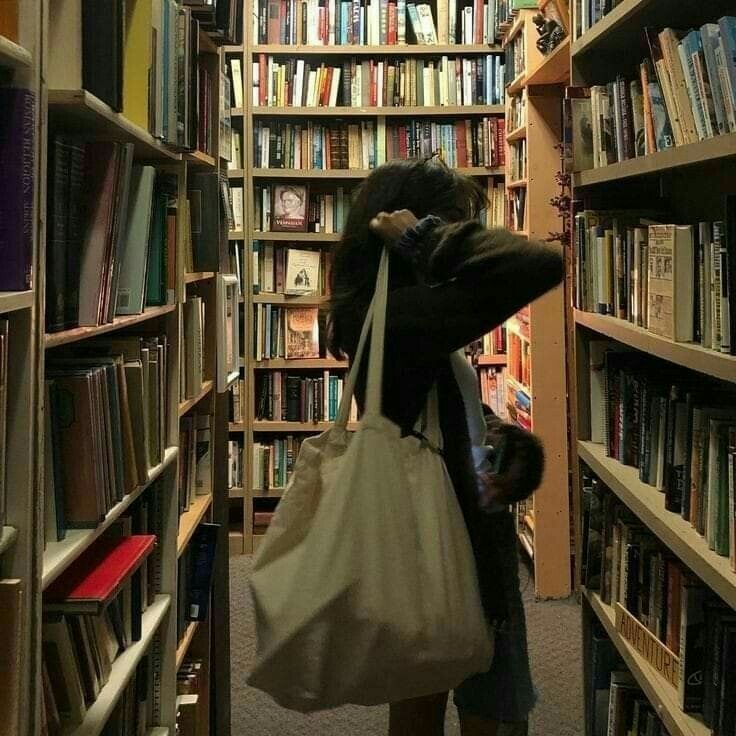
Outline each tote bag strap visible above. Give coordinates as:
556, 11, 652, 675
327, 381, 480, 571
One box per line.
335, 247, 389, 428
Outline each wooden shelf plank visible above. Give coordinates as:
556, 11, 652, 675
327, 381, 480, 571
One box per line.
253, 293, 329, 305
476, 354, 507, 366
507, 179, 528, 189
178, 379, 214, 417
177, 493, 213, 557
571, 0, 655, 59
506, 125, 527, 142
0, 35, 32, 69
574, 310, 736, 384
230, 107, 245, 116
250, 44, 503, 55
184, 271, 215, 284
42, 448, 178, 590
228, 231, 246, 240
525, 37, 570, 86
176, 621, 200, 670
578, 441, 736, 610
253, 488, 285, 498
0, 526, 18, 556
503, 14, 526, 46
252, 358, 348, 369
184, 150, 217, 167
229, 423, 246, 432
47, 90, 180, 161
250, 231, 342, 242
249, 166, 504, 179
583, 588, 708, 736
253, 420, 358, 432
45, 304, 177, 349
64, 596, 171, 736
0, 290, 34, 315
573, 133, 736, 187
228, 486, 245, 499
507, 73, 526, 95
252, 105, 505, 117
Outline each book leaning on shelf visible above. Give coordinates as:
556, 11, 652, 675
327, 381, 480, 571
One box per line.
586, 344, 736, 567
252, 54, 505, 107
179, 413, 212, 516
253, 117, 506, 169
48, 0, 216, 152
581, 471, 736, 731
177, 523, 218, 639
253, 243, 332, 296
568, 19, 736, 172
574, 205, 736, 355
44, 334, 168, 544
46, 142, 179, 333
253, 0, 508, 45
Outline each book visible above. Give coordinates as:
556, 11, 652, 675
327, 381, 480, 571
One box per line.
187, 172, 221, 271
285, 307, 319, 359
271, 183, 309, 232
187, 523, 219, 621
0, 88, 34, 292
285, 248, 321, 295
0, 579, 22, 734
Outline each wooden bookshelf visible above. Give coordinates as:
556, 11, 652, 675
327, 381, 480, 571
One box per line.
476, 354, 508, 366
252, 104, 505, 117
252, 293, 329, 305
177, 493, 214, 557
176, 621, 200, 670
248, 166, 504, 179
185, 150, 218, 168
502, 7, 572, 599
525, 37, 571, 86
570, 1, 736, 732
0, 290, 34, 314
251, 44, 503, 54
179, 379, 215, 416
184, 271, 216, 284
252, 359, 348, 369
252, 421, 359, 432
0, 34, 32, 69
583, 589, 709, 736
251, 231, 342, 242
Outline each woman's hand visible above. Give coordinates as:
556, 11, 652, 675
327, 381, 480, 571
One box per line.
369, 209, 418, 245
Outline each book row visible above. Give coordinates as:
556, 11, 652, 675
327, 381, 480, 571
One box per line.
44, 335, 169, 541
176, 659, 208, 736
508, 187, 525, 233
256, 370, 357, 423
253, 244, 332, 297
582, 472, 736, 729
589, 346, 736, 566
507, 89, 526, 132
254, 183, 350, 234
585, 624, 670, 736
508, 138, 526, 181
571, 20, 736, 171
506, 377, 531, 431
181, 296, 207, 403
254, 305, 325, 360
252, 0, 509, 45
50, 1, 217, 153
252, 116, 506, 169
178, 413, 212, 518
467, 324, 507, 357
506, 330, 529, 389
573, 209, 736, 355
230, 378, 246, 425
252, 438, 302, 491
503, 28, 525, 85
228, 439, 244, 490
252, 53, 506, 108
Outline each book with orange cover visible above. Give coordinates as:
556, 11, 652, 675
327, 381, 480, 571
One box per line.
45, 534, 156, 614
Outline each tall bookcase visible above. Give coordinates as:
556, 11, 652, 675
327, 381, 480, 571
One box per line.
224, 0, 510, 554
570, 1, 736, 734
1, 2, 234, 734
502, 5, 572, 599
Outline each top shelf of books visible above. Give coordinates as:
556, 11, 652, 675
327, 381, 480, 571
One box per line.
250, 43, 503, 55
572, 0, 736, 63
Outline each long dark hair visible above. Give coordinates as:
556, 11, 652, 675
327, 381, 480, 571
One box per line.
328, 158, 486, 358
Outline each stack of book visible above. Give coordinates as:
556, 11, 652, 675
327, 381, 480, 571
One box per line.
182, 296, 205, 401
508, 138, 526, 180
569, 20, 736, 171
256, 370, 351, 423
0, 87, 34, 294
253, 54, 505, 107
582, 471, 736, 730
46, 145, 178, 333
253, 244, 331, 297
253, 117, 505, 169
252, 0, 510, 45
42, 532, 157, 730
254, 183, 350, 234
573, 209, 736, 356
588, 345, 736, 564
253, 508, 276, 537
178, 414, 212, 515
44, 336, 169, 542
253, 305, 323, 360
252, 436, 306, 490
228, 439, 244, 490
49, 2, 216, 151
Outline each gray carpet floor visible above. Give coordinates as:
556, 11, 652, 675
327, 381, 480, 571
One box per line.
230, 555, 584, 735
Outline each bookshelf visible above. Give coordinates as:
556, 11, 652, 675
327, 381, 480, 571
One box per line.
225, 0, 512, 553
0, 1, 236, 734
501, 5, 572, 599
570, 1, 736, 734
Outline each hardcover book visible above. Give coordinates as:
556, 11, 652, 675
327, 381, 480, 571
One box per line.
285, 248, 321, 295
285, 307, 319, 359
271, 183, 309, 232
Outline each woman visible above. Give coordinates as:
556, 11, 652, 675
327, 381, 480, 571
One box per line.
328, 158, 563, 735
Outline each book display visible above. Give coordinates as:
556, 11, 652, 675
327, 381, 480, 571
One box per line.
1, 0, 234, 733
500, 2, 572, 598
570, 1, 736, 734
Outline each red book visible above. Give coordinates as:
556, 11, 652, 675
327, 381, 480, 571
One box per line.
473, 0, 483, 43
495, 119, 505, 167
455, 120, 467, 167
45, 535, 156, 614
259, 54, 267, 107
387, 3, 397, 44
268, 0, 282, 44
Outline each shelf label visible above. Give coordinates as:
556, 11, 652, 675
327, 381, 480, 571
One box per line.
615, 603, 679, 688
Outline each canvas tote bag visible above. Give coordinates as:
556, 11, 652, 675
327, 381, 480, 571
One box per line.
248, 247, 493, 712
